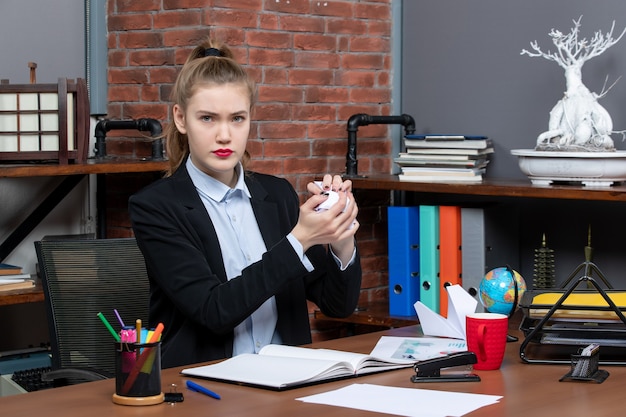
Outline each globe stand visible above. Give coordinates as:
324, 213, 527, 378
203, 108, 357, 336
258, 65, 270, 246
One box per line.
506, 271, 520, 343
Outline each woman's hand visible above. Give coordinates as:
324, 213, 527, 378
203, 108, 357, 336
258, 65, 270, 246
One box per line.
307, 174, 352, 195
292, 175, 359, 263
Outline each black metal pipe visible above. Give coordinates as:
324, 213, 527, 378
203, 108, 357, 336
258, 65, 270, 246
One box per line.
345, 113, 416, 177
94, 118, 164, 160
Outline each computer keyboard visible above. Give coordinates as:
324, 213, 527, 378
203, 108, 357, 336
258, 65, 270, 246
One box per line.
11, 367, 55, 392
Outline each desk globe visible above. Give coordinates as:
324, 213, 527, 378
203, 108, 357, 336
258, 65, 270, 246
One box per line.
479, 267, 527, 315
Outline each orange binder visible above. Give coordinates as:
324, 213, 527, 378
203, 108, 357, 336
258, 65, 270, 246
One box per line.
438, 206, 462, 317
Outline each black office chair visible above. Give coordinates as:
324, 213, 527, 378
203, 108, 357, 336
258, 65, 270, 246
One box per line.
35, 238, 150, 386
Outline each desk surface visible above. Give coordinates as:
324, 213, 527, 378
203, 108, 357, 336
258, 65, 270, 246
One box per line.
1, 325, 623, 417
314, 301, 419, 328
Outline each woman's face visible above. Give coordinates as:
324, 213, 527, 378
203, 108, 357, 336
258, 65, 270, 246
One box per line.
173, 82, 251, 187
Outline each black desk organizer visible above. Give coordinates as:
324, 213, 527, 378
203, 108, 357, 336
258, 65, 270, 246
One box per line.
559, 348, 609, 383
519, 273, 626, 366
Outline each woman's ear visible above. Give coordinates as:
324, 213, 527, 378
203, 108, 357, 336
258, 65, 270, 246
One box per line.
172, 104, 187, 134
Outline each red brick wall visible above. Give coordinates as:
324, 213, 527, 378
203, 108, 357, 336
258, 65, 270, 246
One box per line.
105, 0, 394, 340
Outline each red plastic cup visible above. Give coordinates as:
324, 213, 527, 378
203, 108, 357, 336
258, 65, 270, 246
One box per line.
466, 312, 508, 370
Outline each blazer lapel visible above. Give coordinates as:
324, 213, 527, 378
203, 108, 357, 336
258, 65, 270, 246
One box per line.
245, 175, 283, 250
170, 166, 228, 281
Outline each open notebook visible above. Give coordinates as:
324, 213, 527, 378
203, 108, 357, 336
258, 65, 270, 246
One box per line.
181, 344, 414, 390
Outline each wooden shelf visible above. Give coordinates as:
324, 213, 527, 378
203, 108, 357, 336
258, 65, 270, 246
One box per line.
351, 175, 626, 202
0, 282, 44, 306
0, 158, 169, 178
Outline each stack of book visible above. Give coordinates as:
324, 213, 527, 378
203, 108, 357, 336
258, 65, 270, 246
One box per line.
0, 263, 35, 291
394, 135, 494, 183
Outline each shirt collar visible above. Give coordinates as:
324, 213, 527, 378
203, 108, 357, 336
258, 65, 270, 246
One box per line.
186, 157, 251, 203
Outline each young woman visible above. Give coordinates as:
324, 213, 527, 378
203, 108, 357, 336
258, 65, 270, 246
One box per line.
128, 39, 362, 368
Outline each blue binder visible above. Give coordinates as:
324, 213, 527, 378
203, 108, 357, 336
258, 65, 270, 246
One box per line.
419, 205, 440, 312
387, 206, 420, 316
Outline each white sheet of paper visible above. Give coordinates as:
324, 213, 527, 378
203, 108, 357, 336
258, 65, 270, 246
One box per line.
414, 284, 477, 340
296, 383, 502, 417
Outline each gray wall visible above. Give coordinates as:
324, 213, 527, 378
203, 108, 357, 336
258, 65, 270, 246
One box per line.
0, 1, 88, 354
402, 0, 626, 179
1, 0, 89, 276
0, 1, 85, 83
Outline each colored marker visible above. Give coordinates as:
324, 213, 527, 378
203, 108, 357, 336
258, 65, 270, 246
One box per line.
140, 323, 164, 373
186, 380, 221, 400
135, 319, 142, 344
97, 312, 120, 342
113, 309, 126, 327
147, 322, 164, 343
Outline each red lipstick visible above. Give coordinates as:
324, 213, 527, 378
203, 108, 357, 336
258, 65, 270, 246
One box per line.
214, 149, 233, 157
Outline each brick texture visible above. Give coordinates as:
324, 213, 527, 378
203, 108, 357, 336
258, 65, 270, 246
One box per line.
106, 0, 394, 339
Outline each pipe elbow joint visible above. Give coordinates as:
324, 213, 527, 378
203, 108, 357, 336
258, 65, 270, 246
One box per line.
347, 113, 371, 132
137, 118, 163, 138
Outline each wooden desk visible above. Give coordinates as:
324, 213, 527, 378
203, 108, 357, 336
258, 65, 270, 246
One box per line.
1, 324, 624, 417
314, 301, 418, 328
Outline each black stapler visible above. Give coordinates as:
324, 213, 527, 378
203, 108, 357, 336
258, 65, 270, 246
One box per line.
411, 351, 481, 383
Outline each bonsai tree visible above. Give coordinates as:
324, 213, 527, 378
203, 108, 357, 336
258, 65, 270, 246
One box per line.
521, 17, 626, 151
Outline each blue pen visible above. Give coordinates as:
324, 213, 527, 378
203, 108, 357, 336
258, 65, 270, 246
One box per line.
186, 380, 221, 400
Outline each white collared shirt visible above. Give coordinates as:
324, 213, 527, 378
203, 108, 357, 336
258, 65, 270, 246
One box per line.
187, 159, 281, 355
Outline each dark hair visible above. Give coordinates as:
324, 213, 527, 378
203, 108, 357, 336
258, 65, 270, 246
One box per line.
165, 38, 255, 176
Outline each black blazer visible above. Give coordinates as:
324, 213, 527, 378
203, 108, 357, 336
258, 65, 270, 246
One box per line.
128, 163, 362, 368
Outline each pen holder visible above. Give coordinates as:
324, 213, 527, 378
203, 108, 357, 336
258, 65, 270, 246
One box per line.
559, 349, 609, 383
112, 341, 164, 406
